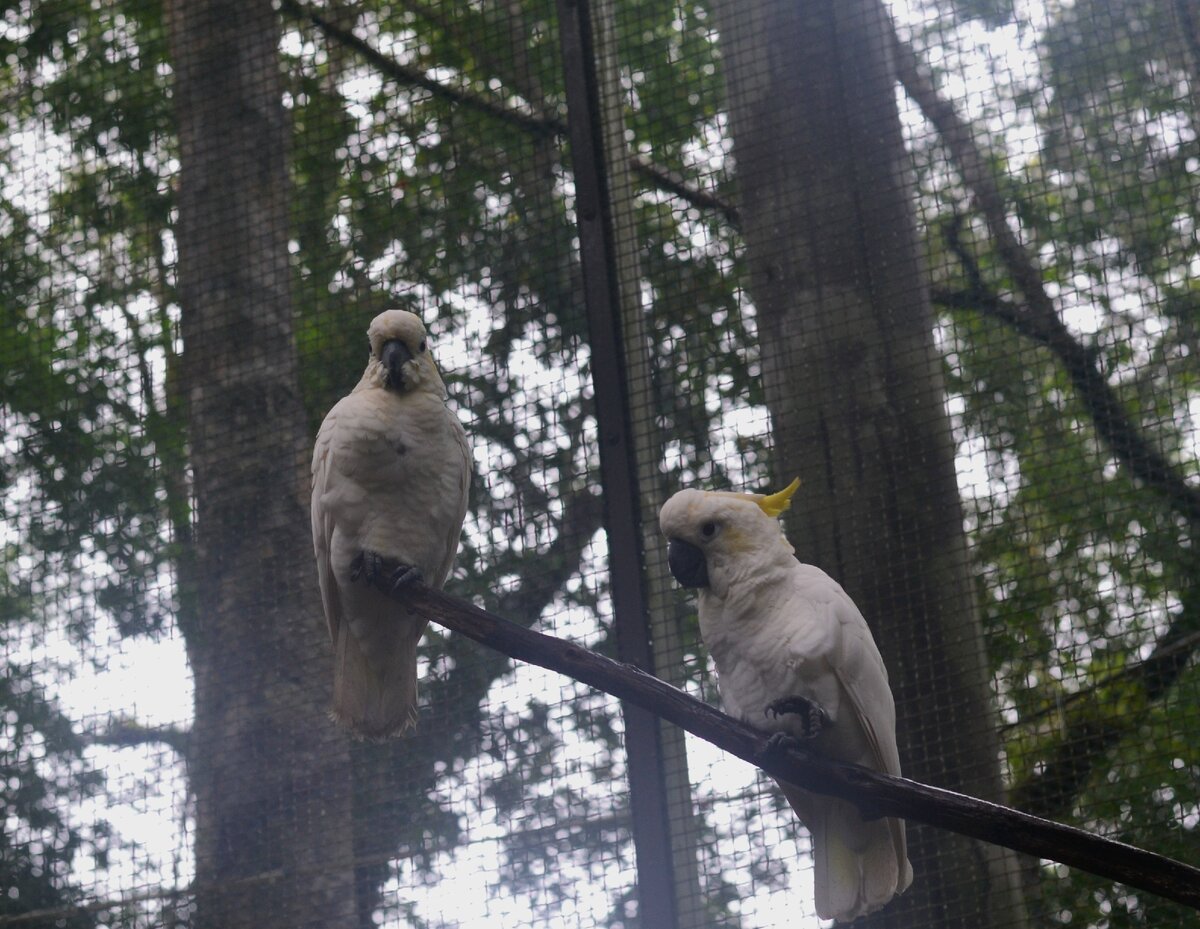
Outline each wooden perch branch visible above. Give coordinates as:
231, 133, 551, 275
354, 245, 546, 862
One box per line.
372, 577, 1200, 911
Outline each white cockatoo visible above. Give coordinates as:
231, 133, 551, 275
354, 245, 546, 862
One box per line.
311, 309, 471, 739
659, 479, 912, 922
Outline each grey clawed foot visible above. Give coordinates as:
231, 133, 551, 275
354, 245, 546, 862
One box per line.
765, 694, 829, 740
350, 549, 386, 583
756, 731, 805, 767
351, 551, 423, 593
387, 563, 424, 594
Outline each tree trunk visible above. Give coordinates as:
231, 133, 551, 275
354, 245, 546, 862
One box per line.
712, 2, 1028, 927
166, 2, 357, 927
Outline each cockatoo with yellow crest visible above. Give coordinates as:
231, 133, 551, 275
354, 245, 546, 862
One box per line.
311, 309, 471, 739
659, 479, 912, 922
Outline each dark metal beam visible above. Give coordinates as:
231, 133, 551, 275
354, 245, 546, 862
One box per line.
555, 1, 681, 926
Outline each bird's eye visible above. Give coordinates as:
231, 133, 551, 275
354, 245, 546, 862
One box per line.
419, 339, 428, 353
701, 521, 717, 538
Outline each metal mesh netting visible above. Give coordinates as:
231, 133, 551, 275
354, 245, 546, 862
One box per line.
1, 1, 1197, 928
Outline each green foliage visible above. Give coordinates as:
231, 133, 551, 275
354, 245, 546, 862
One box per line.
0, 652, 105, 926
1, 2, 180, 919
916, 0, 1200, 923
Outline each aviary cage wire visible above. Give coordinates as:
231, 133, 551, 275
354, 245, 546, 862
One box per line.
1, 0, 1197, 927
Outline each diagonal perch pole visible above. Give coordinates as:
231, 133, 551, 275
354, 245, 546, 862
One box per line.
368, 575, 1200, 911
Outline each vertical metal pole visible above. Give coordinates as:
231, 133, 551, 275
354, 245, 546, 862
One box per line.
556, 2, 680, 927
579, 0, 708, 923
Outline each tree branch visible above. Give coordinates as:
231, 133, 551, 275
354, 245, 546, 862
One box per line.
368, 575, 1200, 911
932, 273, 1200, 815
999, 628, 1200, 735
279, 0, 564, 137
82, 718, 192, 757
907, 28, 1200, 816
277, 0, 740, 226
899, 35, 1200, 529
630, 155, 741, 228
1006, 590, 1200, 818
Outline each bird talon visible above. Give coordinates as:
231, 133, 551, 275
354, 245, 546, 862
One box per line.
388, 563, 424, 593
350, 550, 386, 584
765, 695, 829, 739
756, 731, 804, 766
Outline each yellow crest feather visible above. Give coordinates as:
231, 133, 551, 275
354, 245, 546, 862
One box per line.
755, 477, 801, 518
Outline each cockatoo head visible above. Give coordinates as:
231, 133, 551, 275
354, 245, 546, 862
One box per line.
366, 309, 445, 394
659, 479, 801, 595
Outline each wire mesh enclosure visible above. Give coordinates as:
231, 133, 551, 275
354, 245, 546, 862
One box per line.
2, 1, 1198, 928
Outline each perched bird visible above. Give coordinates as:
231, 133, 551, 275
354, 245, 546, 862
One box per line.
311, 310, 471, 739
659, 479, 912, 922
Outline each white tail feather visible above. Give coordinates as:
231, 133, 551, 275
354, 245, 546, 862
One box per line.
786, 785, 911, 923
331, 619, 421, 740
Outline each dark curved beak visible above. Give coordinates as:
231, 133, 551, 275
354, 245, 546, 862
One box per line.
381, 339, 415, 389
667, 538, 709, 589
